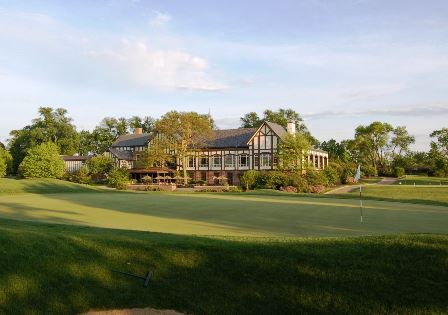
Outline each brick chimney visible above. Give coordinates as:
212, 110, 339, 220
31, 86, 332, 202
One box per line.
287, 119, 296, 135
134, 127, 143, 135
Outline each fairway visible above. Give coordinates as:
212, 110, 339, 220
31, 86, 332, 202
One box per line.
0, 185, 447, 237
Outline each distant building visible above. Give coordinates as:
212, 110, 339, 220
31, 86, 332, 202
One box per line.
107, 122, 329, 186
61, 155, 91, 172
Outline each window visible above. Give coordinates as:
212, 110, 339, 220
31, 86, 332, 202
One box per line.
200, 156, 209, 167
136, 154, 141, 160
188, 156, 196, 168
225, 154, 235, 167
239, 154, 249, 167
254, 154, 259, 167
212, 155, 221, 167
261, 153, 272, 167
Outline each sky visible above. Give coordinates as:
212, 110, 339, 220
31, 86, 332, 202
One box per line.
0, 0, 447, 150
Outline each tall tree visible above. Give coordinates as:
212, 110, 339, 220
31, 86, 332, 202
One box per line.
352, 121, 394, 172
155, 111, 212, 184
319, 139, 350, 162
240, 112, 262, 128
430, 128, 448, 156
391, 126, 415, 157
0, 147, 13, 177
277, 133, 311, 171
8, 107, 78, 173
135, 138, 172, 169
240, 108, 318, 145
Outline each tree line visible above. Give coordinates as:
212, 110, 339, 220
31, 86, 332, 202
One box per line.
0, 106, 447, 182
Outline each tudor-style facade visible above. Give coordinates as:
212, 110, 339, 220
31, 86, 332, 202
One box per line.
106, 122, 329, 186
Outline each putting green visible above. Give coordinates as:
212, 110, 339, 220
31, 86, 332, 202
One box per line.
0, 191, 446, 237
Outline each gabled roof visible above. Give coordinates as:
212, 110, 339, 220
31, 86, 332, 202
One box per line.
108, 148, 134, 161
265, 121, 288, 140
112, 133, 153, 147
193, 128, 256, 149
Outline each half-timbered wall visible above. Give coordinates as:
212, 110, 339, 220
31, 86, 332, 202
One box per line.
248, 123, 278, 171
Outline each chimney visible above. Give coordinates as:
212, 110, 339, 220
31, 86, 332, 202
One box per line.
134, 127, 143, 135
287, 119, 296, 135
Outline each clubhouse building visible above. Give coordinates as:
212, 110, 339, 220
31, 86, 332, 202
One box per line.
105, 121, 329, 186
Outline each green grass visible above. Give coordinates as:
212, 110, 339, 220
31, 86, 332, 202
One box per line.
395, 175, 448, 185
360, 177, 383, 184
0, 179, 447, 237
0, 178, 100, 194
0, 218, 447, 315
347, 185, 448, 207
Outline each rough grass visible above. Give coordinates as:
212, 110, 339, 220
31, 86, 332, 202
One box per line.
0, 218, 447, 315
395, 175, 448, 185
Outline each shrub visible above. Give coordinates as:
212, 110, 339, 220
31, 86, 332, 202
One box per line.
322, 166, 339, 186
394, 166, 405, 178
265, 171, 289, 190
66, 165, 91, 184
362, 164, 377, 177
107, 167, 130, 190
288, 172, 309, 193
309, 185, 325, 193
241, 170, 260, 191
305, 168, 328, 186
142, 175, 152, 184
19, 142, 65, 179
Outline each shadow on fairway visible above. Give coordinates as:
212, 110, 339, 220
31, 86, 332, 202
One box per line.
0, 219, 447, 315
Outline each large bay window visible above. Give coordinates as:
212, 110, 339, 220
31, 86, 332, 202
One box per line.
238, 154, 249, 167
212, 155, 222, 167
225, 154, 235, 167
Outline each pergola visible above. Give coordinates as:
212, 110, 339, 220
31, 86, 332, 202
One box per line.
129, 167, 175, 183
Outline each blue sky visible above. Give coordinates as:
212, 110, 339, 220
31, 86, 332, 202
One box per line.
1, 0, 447, 150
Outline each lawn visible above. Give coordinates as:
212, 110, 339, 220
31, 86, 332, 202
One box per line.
347, 185, 448, 207
0, 179, 447, 237
1, 178, 447, 314
0, 218, 447, 315
395, 175, 448, 185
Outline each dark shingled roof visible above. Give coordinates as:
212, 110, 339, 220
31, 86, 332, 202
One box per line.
112, 133, 153, 147
265, 121, 288, 140
195, 128, 256, 149
108, 148, 134, 160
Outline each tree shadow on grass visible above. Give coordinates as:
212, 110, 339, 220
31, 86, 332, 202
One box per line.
0, 219, 447, 315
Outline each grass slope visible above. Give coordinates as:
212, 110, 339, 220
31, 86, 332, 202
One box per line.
0, 178, 100, 194
0, 219, 447, 315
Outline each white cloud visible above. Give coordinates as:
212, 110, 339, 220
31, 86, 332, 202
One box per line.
149, 11, 172, 27
87, 39, 228, 91
303, 102, 448, 120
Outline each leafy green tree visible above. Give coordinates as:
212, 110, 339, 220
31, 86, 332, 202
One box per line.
277, 133, 311, 171
0, 141, 5, 149
0, 147, 13, 177
135, 138, 172, 169
86, 155, 113, 176
155, 111, 212, 184
391, 126, 415, 157
351, 121, 394, 173
240, 108, 318, 145
430, 128, 448, 156
320, 139, 350, 162
19, 142, 65, 178
240, 112, 262, 128
8, 107, 79, 173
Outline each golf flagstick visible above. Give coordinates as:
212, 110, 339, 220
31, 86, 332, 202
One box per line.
359, 185, 363, 223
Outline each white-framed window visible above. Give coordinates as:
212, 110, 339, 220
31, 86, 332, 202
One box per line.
212, 155, 221, 167
239, 154, 249, 167
261, 153, 272, 167
225, 154, 235, 167
188, 156, 196, 167
200, 156, 209, 167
